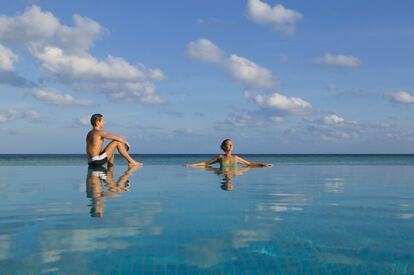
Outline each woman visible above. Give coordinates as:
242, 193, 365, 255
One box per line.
186, 139, 272, 168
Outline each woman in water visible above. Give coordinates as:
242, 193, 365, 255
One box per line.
186, 139, 272, 168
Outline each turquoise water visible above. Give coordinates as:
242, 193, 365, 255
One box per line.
0, 155, 413, 274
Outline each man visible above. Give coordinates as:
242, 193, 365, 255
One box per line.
86, 113, 142, 168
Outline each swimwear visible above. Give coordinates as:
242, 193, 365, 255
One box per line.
87, 165, 108, 181
220, 157, 238, 169
88, 152, 108, 167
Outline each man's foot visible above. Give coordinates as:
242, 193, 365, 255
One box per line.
128, 160, 143, 168
125, 165, 141, 175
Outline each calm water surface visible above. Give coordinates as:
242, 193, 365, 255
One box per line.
0, 155, 413, 274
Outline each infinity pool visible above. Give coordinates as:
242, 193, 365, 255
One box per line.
0, 155, 413, 274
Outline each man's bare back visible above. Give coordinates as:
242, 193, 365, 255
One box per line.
86, 129, 105, 159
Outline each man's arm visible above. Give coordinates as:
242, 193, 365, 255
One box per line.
99, 131, 127, 144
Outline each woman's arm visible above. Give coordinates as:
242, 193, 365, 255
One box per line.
186, 156, 220, 167
236, 156, 272, 167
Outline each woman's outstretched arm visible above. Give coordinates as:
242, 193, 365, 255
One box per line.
186, 156, 220, 167
236, 156, 272, 167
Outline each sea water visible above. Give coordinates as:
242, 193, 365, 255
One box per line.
0, 155, 413, 274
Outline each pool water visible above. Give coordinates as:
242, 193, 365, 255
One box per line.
0, 155, 413, 274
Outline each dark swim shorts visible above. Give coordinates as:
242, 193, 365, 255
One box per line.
88, 152, 108, 167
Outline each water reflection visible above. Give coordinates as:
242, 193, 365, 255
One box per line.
86, 166, 140, 217
195, 166, 260, 191
324, 177, 346, 193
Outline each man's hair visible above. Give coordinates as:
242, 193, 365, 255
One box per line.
220, 139, 232, 151
90, 113, 103, 127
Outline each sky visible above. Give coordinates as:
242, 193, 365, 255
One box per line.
0, 0, 413, 154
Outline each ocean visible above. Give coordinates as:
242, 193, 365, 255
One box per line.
0, 154, 413, 274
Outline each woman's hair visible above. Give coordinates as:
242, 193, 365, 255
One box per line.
90, 113, 103, 127
220, 139, 232, 151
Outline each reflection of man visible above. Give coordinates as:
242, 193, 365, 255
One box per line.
86, 166, 107, 217
86, 166, 140, 217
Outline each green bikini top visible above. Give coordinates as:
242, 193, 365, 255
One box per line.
219, 156, 238, 169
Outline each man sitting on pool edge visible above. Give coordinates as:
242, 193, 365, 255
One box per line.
86, 113, 142, 168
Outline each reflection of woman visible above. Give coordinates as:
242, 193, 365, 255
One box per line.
203, 166, 255, 191
186, 139, 272, 168
86, 166, 140, 217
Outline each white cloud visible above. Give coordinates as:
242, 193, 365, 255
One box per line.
0, 44, 18, 71
32, 46, 156, 82
246, 0, 303, 34
254, 92, 311, 114
99, 81, 162, 103
323, 114, 345, 125
313, 54, 361, 67
0, 6, 103, 53
226, 54, 274, 88
33, 89, 93, 106
387, 91, 414, 104
186, 38, 275, 88
0, 6, 165, 103
186, 38, 225, 64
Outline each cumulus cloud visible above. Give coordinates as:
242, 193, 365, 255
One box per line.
254, 92, 311, 114
323, 114, 345, 125
0, 44, 18, 71
0, 6, 103, 53
302, 114, 362, 142
186, 38, 225, 63
32, 89, 94, 106
186, 38, 275, 88
313, 54, 361, 67
387, 91, 414, 104
227, 54, 274, 88
98, 81, 162, 103
0, 6, 165, 103
246, 0, 303, 34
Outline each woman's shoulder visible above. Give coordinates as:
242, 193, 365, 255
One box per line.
216, 155, 224, 160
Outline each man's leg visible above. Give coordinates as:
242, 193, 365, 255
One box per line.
104, 141, 118, 168
104, 141, 141, 167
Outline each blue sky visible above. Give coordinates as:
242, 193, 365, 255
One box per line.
0, 0, 413, 153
